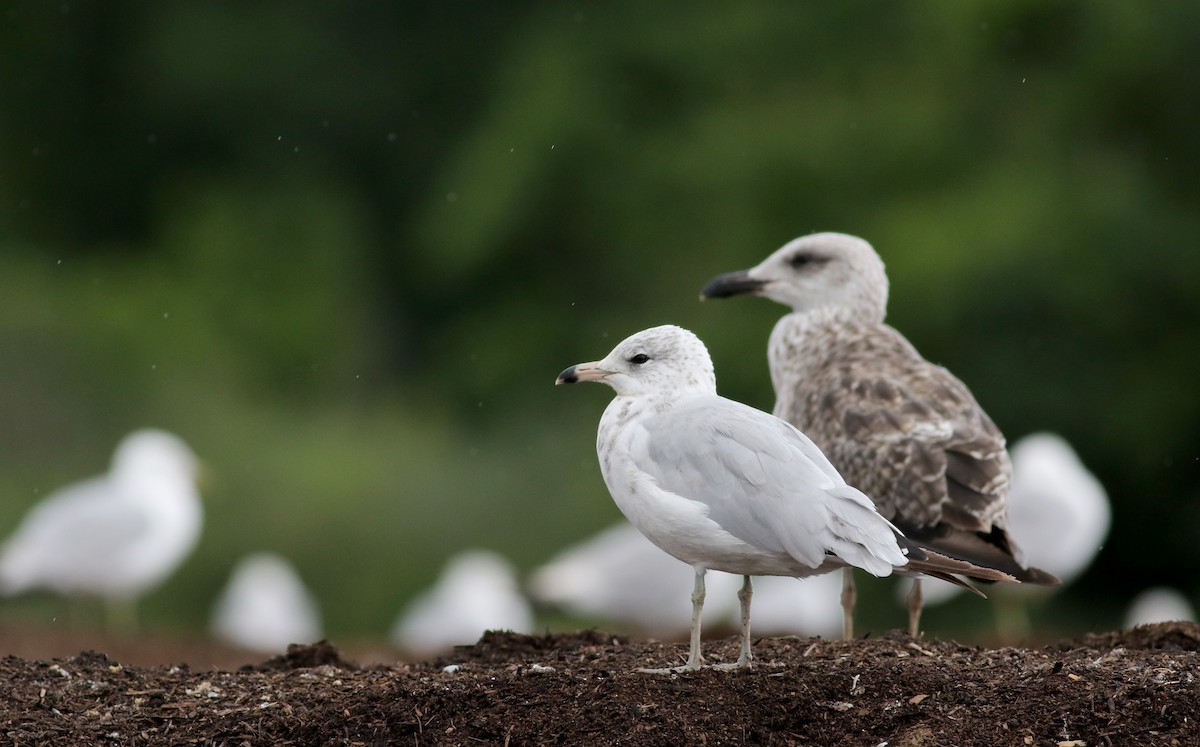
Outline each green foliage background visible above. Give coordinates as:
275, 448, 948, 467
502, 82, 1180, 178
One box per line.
1, 1, 1197, 640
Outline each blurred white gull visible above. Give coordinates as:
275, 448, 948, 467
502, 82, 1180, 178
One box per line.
0, 429, 203, 628
906, 433, 1111, 635
1124, 587, 1196, 628
391, 549, 533, 657
529, 523, 743, 636
703, 233, 1056, 638
557, 325, 1014, 671
531, 523, 842, 639
210, 552, 323, 653
748, 574, 844, 639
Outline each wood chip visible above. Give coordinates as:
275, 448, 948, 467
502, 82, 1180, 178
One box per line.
908, 694, 928, 705
906, 642, 936, 657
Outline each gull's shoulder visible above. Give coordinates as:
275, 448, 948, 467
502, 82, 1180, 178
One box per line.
638, 394, 846, 487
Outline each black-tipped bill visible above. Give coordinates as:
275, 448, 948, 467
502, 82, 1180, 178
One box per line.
700, 270, 767, 299
555, 361, 607, 385
556, 365, 580, 385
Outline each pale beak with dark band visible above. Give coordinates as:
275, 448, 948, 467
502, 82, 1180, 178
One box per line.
700, 270, 767, 300
556, 361, 610, 385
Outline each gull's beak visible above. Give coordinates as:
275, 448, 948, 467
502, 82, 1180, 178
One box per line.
556, 361, 610, 385
700, 269, 767, 300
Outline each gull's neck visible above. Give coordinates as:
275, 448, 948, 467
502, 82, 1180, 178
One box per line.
766, 307, 881, 416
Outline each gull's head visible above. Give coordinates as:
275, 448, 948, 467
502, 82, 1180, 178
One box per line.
701, 232, 888, 322
556, 324, 717, 398
111, 429, 201, 486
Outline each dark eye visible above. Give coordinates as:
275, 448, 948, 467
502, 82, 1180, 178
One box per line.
788, 252, 818, 269
629, 353, 650, 365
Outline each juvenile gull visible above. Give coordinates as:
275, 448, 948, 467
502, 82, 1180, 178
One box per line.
703, 233, 1057, 638
556, 324, 1013, 671
0, 429, 203, 629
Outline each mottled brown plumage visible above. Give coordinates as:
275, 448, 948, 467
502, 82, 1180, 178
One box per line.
702, 232, 1056, 637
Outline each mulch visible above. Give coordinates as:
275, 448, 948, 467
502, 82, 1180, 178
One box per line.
2, 623, 1198, 746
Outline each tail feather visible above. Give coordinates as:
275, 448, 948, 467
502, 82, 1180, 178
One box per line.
900, 523, 1060, 586
897, 535, 1017, 598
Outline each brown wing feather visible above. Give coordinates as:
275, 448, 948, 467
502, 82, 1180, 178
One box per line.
785, 322, 1055, 586
793, 323, 1009, 529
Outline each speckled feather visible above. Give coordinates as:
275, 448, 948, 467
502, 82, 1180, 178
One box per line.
770, 308, 1011, 534
704, 233, 1054, 583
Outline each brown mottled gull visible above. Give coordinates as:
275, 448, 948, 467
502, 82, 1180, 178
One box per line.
556, 324, 1014, 672
702, 233, 1057, 638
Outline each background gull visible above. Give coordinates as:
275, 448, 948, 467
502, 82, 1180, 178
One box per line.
529, 523, 742, 636
530, 523, 842, 639
390, 549, 533, 657
1124, 587, 1196, 628
0, 429, 203, 630
749, 573, 843, 639
702, 233, 1056, 638
556, 324, 1014, 672
210, 552, 323, 654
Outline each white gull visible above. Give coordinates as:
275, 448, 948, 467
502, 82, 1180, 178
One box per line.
1124, 587, 1196, 628
556, 324, 1013, 671
530, 522, 842, 639
391, 549, 533, 657
211, 552, 323, 653
0, 428, 203, 628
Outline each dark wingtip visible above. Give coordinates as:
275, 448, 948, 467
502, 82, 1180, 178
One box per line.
1015, 565, 1060, 586
700, 270, 766, 300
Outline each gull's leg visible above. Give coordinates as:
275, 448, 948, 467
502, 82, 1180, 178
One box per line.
715, 575, 754, 670
841, 567, 856, 640
638, 568, 707, 674
906, 578, 923, 637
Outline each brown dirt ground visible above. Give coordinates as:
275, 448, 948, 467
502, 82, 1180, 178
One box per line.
1, 622, 1198, 746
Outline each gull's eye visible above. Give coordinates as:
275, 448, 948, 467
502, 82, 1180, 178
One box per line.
629, 353, 650, 365
788, 252, 817, 269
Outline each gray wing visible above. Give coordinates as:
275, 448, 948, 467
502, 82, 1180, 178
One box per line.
793, 323, 1011, 533
635, 395, 906, 577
